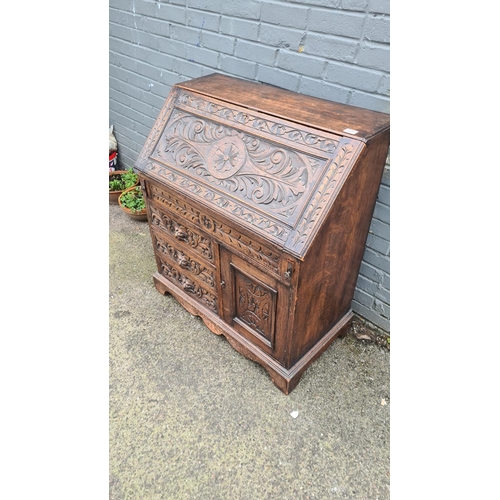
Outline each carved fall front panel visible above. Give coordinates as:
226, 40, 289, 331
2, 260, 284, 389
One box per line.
151, 105, 328, 227
142, 90, 362, 255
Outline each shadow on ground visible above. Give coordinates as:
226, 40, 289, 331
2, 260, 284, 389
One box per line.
109, 204, 390, 500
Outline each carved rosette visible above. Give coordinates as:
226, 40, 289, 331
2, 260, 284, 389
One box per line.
206, 137, 247, 179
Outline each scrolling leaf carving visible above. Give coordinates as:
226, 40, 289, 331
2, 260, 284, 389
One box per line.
155, 110, 322, 214
177, 92, 340, 153
290, 142, 356, 250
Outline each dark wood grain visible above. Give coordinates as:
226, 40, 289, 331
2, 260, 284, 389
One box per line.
178, 73, 389, 142
136, 74, 390, 394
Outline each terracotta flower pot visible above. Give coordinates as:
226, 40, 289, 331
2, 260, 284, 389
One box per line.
118, 186, 148, 221
109, 170, 139, 204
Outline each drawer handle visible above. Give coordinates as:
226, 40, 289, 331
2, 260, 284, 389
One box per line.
178, 254, 189, 269
220, 280, 226, 289
174, 228, 187, 240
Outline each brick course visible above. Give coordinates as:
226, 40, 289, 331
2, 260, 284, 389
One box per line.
109, 0, 391, 331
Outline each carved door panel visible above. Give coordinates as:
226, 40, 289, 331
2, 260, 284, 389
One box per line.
220, 247, 289, 357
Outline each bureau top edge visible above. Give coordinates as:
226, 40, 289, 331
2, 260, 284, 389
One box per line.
175, 73, 390, 144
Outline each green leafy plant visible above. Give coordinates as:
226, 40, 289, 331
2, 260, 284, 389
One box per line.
109, 178, 124, 191
119, 186, 146, 213
109, 168, 138, 191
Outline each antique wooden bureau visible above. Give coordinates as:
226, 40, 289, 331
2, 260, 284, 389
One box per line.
135, 73, 390, 394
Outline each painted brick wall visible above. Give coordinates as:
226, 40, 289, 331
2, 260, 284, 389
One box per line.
109, 0, 390, 332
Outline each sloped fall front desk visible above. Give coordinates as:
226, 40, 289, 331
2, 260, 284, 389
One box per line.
135, 73, 390, 394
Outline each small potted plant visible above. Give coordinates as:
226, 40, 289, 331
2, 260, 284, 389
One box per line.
118, 185, 148, 221
109, 168, 139, 204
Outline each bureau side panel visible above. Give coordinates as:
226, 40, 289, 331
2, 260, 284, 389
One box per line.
290, 130, 390, 365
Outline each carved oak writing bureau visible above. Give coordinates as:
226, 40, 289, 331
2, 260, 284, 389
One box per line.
135, 73, 390, 394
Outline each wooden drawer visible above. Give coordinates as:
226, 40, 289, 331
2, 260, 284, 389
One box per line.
150, 226, 218, 314
145, 179, 293, 284
150, 226, 216, 290
156, 254, 218, 313
148, 203, 215, 264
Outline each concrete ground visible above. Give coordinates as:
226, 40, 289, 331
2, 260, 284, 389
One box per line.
109, 204, 390, 500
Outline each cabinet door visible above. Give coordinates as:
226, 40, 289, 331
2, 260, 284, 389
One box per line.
220, 247, 289, 357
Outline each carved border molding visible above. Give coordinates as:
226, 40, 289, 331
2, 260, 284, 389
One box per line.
146, 162, 291, 243
176, 92, 340, 154
137, 89, 179, 163
289, 141, 359, 252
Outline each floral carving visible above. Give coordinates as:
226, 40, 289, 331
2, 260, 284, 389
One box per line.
152, 231, 215, 288
213, 142, 241, 173
150, 206, 213, 261
159, 258, 217, 312
177, 92, 340, 153
146, 165, 291, 242
154, 110, 326, 215
235, 273, 275, 343
147, 185, 282, 275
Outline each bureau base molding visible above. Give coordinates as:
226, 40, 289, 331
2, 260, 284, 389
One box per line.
153, 271, 352, 394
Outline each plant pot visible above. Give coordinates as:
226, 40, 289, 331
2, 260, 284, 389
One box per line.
118, 186, 148, 221
109, 170, 139, 204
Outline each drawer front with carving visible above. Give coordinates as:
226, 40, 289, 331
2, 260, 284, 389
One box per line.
149, 203, 214, 264
146, 179, 290, 283
150, 225, 218, 313
156, 253, 218, 313
151, 227, 216, 290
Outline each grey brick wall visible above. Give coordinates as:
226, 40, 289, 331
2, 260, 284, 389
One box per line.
351, 161, 390, 332
109, 0, 390, 332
